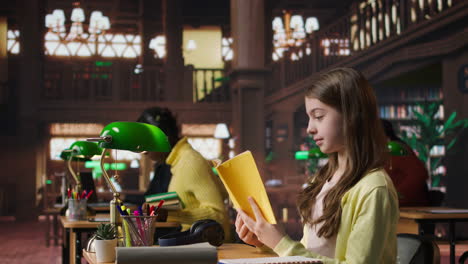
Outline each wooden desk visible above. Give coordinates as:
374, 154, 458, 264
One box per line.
83, 243, 278, 264
60, 214, 180, 264
44, 203, 136, 247
399, 207, 468, 264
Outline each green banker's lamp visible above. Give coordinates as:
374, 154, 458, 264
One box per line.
60, 141, 102, 216
87, 121, 171, 224
295, 142, 408, 177
295, 141, 408, 160
295, 147, 327, 160
61, 141, 103, 192
387, 141, 409, 156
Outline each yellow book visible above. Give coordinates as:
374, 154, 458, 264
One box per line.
213, 151, 276, 224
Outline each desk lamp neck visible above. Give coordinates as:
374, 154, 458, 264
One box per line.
67, 156, 82, 192
100, 148, 121, 224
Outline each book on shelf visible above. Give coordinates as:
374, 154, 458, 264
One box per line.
213, 150, 276, 224
218, 256, 322, 264
145, 191, 184, 210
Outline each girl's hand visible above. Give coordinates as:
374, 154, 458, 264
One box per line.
235, 212, 264, 247
236, 197, 285, 249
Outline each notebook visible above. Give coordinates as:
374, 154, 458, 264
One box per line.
145, 191, 179, 203
218, 256, 322, 264
116, 242, 217, 264
213, 151, 276, 224
145, 191, 184, 210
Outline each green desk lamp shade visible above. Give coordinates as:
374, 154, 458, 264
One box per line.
294, 142, 408, 160
387, 141, 409, 156
97, 121, 171, 152
87, 121, 171, 224
60, 141, 103, 161
212, 166, 219, 176
60, 150, 91, 162
295, 148, 327, 160
61, 141, 103, 192
69, 141, 103, 157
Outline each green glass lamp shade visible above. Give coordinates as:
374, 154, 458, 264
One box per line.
60, 150, 91, 162
97, 122, 171, 152
212, 166, 219, 176
387, 141, 409, 156
60, 141, 102, 161
295, 147, 327, 160
295, 151, 308, 160
70, 141, 103, 158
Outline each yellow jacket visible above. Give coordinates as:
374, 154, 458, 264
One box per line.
274, 169, 399, 264
165, 137, 231, 240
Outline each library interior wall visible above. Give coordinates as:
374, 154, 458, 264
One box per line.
443, 50, 468, 205
443, 49, 468, 236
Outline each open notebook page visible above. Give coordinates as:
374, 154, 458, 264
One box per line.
218, 256, 322, 264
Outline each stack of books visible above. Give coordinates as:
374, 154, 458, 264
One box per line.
144, 191, 184, 210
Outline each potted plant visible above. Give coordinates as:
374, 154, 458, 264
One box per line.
94, 223, 118, 262
401, 101, 468, 188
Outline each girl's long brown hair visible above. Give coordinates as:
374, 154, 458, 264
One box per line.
297, 67, 389, 238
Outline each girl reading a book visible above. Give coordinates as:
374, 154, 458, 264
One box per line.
235, 67, 399, 263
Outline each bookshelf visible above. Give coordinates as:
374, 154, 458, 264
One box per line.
375, 65, 447, 189
376, 85, 444, 148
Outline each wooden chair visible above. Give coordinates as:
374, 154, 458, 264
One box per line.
397, 233, 440, 264
459, 250, 468, 264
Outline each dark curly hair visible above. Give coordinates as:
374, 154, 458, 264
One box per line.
137, 107, 180, 147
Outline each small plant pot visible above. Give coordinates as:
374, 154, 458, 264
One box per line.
94, 239, 117, 262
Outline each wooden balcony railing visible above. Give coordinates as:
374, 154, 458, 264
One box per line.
42, 60, 165, 102
192, 68, 229, 103
41, 60, 230, 103
268, 0, 463, 94
35, 0, 461, 104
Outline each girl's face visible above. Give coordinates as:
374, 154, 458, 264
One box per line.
305, 97, 345, 154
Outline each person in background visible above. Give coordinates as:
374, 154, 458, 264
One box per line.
137, 107, 231, 242
235, 67, 399, 263
381, 119, 430, 207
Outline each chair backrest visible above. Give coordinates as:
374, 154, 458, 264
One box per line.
80, 172, 98, 203
397, 233, 440, 264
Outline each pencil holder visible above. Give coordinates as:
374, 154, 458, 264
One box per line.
121, 215, 158, 246
68, 199, 87, 221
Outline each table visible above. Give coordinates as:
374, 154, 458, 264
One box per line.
399, 207, 468, 264
44, 203, 135, 248
60, 214, 180, 264
83, 243, 279, 264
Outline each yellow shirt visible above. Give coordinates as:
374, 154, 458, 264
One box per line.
165, 137, 231, 240
274, 169, 399, 264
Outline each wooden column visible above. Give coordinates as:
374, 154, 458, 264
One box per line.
140, 0, 163, 66
15, 0, 44, 220
230, 0, 268, 172
163, 0, 184, 101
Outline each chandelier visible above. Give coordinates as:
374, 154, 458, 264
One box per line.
272, 11, 319, 60
45, 2, 110, 42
